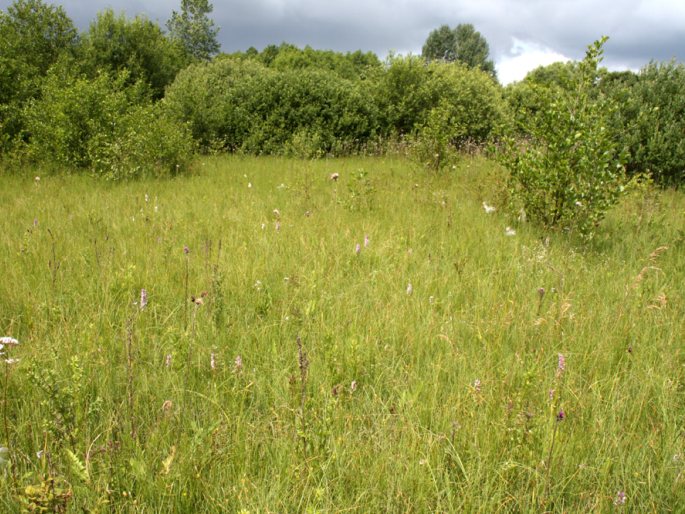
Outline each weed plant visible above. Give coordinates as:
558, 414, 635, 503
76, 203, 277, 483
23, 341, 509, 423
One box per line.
0, 156, 683, 511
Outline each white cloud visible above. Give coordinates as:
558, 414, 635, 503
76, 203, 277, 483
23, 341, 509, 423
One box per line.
496, 38, 571, 85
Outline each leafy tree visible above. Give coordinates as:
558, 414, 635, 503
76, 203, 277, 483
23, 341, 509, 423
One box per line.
422, 23, 496, 78
0, 0, 78, 102
166, 0, 220, 61
422, 25, 457, 61
80, 9, 186, 98
498, 38, 627, 238
0, 0, 78, 147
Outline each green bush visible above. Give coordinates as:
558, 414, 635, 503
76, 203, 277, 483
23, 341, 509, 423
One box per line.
377, 56, 505, 144
89, 103, 195, 180
498, 38, 627, 238
165, 58, 379, 156
23, 68, 194, 178
607, 62, 685, 186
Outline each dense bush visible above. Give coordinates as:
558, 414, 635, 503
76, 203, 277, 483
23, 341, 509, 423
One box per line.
23, 68, 194, 178
377, 56, 506, 169
606, 62, 685, 186
164, 57, 380, 156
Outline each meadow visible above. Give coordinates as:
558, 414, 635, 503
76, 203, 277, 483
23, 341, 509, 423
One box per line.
1, 155, 684, 512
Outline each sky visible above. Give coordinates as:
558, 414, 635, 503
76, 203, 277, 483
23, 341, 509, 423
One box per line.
2, 0, 684, 84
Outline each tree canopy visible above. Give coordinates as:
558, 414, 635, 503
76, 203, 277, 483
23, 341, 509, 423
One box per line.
166, 0, 220, 62
422, 23, 496, 79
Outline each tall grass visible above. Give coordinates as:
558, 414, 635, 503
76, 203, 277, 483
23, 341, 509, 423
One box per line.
0, 156, 683, 511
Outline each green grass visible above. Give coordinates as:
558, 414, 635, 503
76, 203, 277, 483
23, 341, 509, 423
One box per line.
1, 155, 684, 512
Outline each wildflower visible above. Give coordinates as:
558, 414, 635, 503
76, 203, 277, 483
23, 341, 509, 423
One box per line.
505, 226, 516, 236
253, 280, 263, 291
261, 223, 266, 230
140, 289, 148, 310
614, 491, 627, 506
364, 234, 370, 247
473, 379, 482, 393
183, 245, 190, 255
234, 355, 243, 372
0, 447, 8, 469
161, 400, 173, 413
272, 209, 281, 219
0, 337, 19, 347
482, 202, 496, 214
33, 218, 38, 227
556, 410, 565, 422
248, 182, 252, 188
145, 194, 149, 203
406, 283, 413, 296
4, 358, 19, 365
557, 353, 566, 377
165, 354, 172, 368
330, 172, 339, 181
538, 287, 545, 299
350, 380, 357, 393
275, 221, 280, 231
549, 389, 555, 401
429, 295, 435, 304
210, 352, 216, 371
355, 243, 361, 255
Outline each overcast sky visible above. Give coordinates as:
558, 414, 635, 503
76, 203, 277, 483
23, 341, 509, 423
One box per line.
2, 0, 684, 83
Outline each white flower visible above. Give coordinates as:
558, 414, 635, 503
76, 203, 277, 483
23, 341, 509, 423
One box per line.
139, 289, 148, 310
272, 209, 281, 219
355, 243, 361, 255
406, 283, 413, 296
329, 172, 339, 181
505, 226, 516, 236
247, 182, 252, 188
482, 202, 496, 214
0, 337, 19, 347
4, 358, 19, 365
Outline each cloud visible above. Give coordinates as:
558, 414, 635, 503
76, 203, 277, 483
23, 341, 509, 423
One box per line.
2, 0, 684, 73
496, 39, 571, 85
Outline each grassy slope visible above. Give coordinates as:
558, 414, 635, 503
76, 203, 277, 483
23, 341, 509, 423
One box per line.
0, 156, 684, 512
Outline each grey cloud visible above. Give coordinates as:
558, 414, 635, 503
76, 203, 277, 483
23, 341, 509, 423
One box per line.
1, 0, 683, 69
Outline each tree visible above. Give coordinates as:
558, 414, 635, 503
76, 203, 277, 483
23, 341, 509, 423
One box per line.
0, 0, 78, 103
422, 25, 457, 62
422, 23, 496, 78
0, 0, 78, 147
81, 9, 186, 98
498, 38, 627, 238
166, 0, 220, 61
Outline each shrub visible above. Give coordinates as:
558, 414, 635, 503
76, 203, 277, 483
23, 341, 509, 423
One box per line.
608, 62, 685, 186
497, 38, 627, 238
23, 68, 194, 178
89, 103, 195, 180
165, 58, 379, 156
377, 56, 505, 146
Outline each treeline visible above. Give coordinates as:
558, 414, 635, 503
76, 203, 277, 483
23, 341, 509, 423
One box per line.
1, 0, 684, 187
